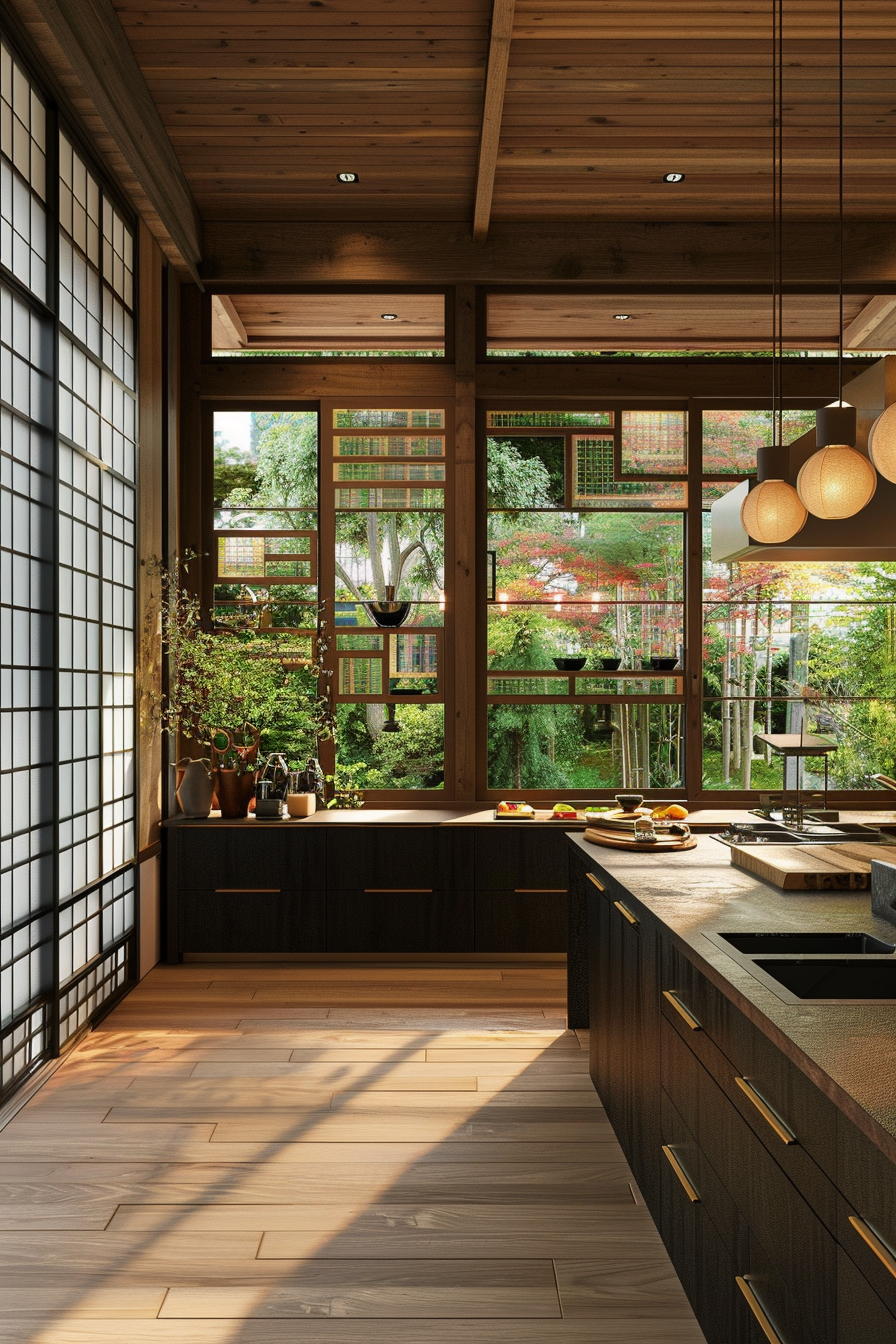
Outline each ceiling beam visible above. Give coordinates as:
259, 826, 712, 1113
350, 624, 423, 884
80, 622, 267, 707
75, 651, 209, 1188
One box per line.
202, 221, 896, 288
472, 0, 516, 246
211, 296, 248, 350
11, 0, 202, 283
843, 295, 896, 350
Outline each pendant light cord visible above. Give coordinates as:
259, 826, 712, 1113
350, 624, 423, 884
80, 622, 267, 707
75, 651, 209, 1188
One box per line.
772, 0, 783, 446
838, 0, 844, 405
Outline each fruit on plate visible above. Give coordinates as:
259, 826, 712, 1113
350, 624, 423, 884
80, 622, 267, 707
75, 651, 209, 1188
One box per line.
551, 803, 579, 819
496, 800, 535, 817
651, 804, 689, 820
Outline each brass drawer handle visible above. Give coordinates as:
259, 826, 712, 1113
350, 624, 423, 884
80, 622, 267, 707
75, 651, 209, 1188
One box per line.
613, 899, 639, 927
586, 873, 605, 891
662, 1144, 700, 1202
515, 888, 567, 893
363, 888, 433, 893
735, 1276, 784, 1344
215, 888, 280, 893
662, 989, 702, 1031
734, 1076, 796, 1145
849, 1215, 896, 1281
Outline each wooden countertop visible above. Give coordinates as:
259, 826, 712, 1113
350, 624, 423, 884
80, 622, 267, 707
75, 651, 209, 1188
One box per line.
568, 830, 896, 1162
161, 806, 876, 829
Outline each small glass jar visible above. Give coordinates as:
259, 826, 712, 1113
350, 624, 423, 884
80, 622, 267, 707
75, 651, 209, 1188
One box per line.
633, 816, 657, 843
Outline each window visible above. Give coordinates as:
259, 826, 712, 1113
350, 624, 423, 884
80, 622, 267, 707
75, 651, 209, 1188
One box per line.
485, 409, 686, 793
0, 34, 137, 1100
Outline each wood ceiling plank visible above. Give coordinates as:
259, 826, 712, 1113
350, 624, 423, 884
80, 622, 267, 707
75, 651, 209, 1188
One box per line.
843, 295, 896, 349
472, 0, 515, 243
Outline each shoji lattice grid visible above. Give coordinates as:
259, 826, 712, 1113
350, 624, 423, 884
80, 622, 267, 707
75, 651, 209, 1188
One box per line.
57, 135, 136, 1024
0, 37, 55, 1095
0, 35, 137, 1101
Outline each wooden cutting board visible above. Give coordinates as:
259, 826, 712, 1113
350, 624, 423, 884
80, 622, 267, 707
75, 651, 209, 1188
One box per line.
729, 842, 883, 890
584, 827, 698, 853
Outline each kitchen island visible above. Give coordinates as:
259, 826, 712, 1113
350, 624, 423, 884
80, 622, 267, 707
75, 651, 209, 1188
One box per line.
567, 830, 896, 1344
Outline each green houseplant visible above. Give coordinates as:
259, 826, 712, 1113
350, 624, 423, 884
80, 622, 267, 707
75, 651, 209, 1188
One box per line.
143, 552, 335, 814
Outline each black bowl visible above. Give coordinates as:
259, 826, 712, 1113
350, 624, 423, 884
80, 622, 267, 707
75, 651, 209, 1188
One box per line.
553, 656, 587, 671
365, 600, 411, 628
599, 656, 622, 670
650, 656, 678, 671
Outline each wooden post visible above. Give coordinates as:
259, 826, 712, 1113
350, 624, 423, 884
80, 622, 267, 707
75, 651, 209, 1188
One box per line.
454, 285, 477, 800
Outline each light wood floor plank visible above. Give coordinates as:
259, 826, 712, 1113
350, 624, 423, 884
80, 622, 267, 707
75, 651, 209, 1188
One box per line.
0, 967, 703, 1344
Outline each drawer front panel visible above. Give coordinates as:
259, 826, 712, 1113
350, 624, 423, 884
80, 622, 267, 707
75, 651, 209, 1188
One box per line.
327, 828, 472, 890
662, 1018, 836, 1344
475, 889, 567, 952
177, 827, 325, 891
180, 889, 326, 954
661, 1086, 746, 1263
326, 889, 474, 953
837, 1115, 896, 1307
662, 942, 838, 1202
475, 829, 570, 891
837, 1244, 896, 1344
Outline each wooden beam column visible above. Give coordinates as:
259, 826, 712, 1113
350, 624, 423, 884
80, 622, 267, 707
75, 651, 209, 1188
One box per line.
473, 0, 515, 244
453, 286, 478, 800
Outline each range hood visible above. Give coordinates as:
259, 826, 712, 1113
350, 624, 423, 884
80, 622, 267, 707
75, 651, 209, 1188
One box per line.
711, 355, 896, 562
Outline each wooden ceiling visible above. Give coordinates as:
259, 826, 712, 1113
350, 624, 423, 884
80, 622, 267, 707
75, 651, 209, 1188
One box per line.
108, 0, 896, 227
212, 292, 445, 348
486, 291, 874, 350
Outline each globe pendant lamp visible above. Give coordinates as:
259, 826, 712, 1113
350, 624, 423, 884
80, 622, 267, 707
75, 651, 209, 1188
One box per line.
741, 476, 807, 544
868, 405, 896, 484
796, 443, 877, 519
800, 0, 876, 517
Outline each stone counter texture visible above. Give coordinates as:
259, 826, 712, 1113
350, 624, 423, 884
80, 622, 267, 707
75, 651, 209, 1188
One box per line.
568, 830, 896, 1163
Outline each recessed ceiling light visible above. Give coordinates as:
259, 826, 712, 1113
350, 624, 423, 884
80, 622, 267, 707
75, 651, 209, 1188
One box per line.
614, 313, 632, 321
380, 313, 398, 321
336, 172, 359, 183
663, 172, 685, 183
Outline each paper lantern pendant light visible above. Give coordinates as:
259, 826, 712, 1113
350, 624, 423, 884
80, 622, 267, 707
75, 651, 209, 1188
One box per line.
869, 405, 896, 484
796, 445, 877, 519
740, 479, 808, 543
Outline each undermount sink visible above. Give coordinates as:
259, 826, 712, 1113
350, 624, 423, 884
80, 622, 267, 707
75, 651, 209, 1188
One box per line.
719, 931, 896, 956
753, 958, 896, 1001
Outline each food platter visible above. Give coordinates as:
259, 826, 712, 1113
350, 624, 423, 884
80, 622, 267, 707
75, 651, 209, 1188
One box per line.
583, 807, 652, 831
584, 827, 697, 852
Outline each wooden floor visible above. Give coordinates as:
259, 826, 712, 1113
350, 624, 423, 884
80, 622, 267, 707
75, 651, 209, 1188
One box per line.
0, 964, 706, 1343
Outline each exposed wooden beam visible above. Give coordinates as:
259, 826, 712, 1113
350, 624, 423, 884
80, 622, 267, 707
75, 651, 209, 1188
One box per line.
843, 295, 896, 350
211, 295, 248, 350
472, 0, 515, 245
201, 222, 896, 288
11, 0, 202, 283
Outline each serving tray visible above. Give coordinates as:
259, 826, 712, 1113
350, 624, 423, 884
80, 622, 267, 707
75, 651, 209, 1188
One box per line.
584, 827, 697, 852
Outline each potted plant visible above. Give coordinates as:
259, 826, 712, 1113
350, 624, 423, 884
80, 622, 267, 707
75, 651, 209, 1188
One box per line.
143, 553, 335, 817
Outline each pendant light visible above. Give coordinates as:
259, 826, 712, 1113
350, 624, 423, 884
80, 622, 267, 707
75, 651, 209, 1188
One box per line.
798, 0, 876, 518
868, 404, 896, 483
740, 0, 806, 545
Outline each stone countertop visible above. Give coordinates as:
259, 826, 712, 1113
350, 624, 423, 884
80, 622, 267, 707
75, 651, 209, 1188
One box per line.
568, 830, 896, 1162
162, 806, 838, 829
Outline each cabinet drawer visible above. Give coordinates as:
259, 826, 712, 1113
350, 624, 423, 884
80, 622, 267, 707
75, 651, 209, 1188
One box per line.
475, 829, 569, 891
176, 826, 325, 891
837, 1119, 896, 1320
475, 889, 567, 952
662, 941, 838, 1198
837, 1244, 896, 1344
662, 1018, 836, 1344
327, 828, 472, 890
327, 889, 474, 953
661, 1086, 746, 1263
180, 888, 325, 954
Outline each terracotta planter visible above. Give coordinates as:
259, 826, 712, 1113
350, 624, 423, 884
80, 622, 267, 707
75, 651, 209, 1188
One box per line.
216, 769, 257, 818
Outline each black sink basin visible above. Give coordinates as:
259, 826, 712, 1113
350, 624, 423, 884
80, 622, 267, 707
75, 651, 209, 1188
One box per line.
720, 932, 896, 956
753, 958, 896, 1001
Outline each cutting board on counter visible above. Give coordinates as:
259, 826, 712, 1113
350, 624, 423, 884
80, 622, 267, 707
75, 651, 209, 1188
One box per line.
729, 842, 883, 891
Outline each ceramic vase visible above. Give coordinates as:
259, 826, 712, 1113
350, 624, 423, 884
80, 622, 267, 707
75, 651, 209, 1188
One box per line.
216, 768, 257, 818
175, 758, 215, 818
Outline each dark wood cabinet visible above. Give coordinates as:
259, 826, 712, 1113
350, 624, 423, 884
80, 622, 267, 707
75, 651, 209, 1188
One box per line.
177, 826, 326, 891
474, 828, 569, 890
574, 837, 896, 1344
474, 888, 566, 952
327, 827, 473, 891
179, 887, 325, 954
326, 888, 474, 953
